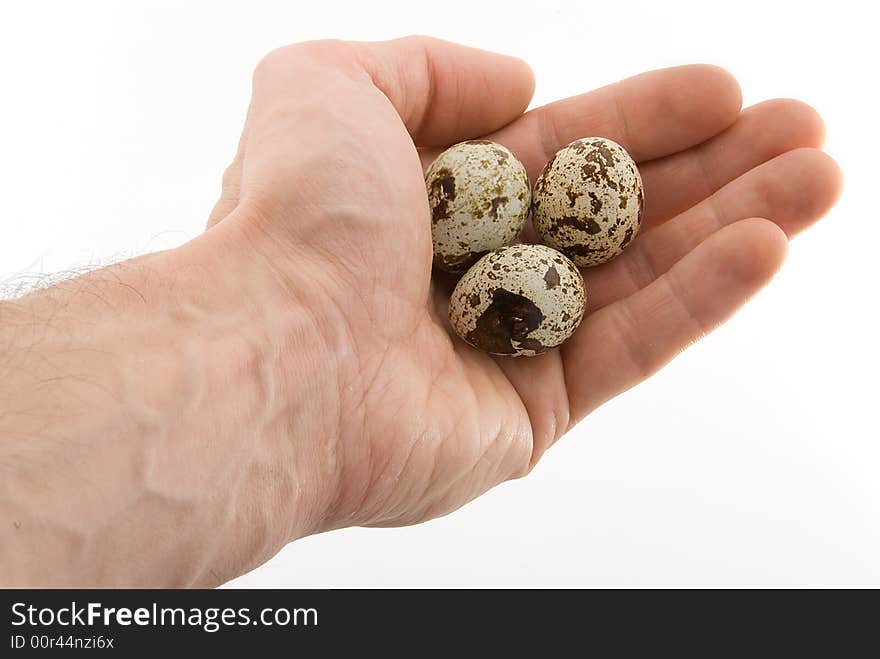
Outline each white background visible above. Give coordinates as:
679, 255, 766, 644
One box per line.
1, 1, 877, 587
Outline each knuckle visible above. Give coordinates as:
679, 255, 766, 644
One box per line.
252, 45, 292, 82
252, 40, 356, 85
294, 38, 353, 61
220, 162, 240, 191
394, 34, 440, 50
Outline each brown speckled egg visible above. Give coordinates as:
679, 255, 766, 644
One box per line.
426, 140, 531, 273
532, 137, 643, 267
449, 244, 586, 357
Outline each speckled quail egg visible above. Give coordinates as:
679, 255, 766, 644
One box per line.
449, 244, 586, 357
532, 137, 644, 267
426, 140, 531, 273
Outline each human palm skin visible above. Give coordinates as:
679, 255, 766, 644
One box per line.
0, 36, 842, 587
200, 36, 841, 555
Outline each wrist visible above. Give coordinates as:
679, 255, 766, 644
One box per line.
163, 228, 347, 581
0, 232, 340, 586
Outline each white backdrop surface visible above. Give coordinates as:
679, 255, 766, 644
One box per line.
1, 0, 876, 587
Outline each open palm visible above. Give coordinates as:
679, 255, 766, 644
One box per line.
204, 37, 840, 536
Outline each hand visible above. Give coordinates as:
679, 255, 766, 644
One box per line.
0, 37, 841, 586
205, 38, 840, 531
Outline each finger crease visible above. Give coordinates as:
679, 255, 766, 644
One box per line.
610, 299, 655, 381
620, 240, 660, 294
695, 151, 727, 232
612, 81, 633, 152
419, 45, 438, 137
664, 272, 711, 339
536, 106, 562, 163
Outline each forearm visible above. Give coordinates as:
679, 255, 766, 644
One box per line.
0, 237, 336, 586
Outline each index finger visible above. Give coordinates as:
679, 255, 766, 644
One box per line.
479, 64, 742, 180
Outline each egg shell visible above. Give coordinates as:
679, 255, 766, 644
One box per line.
532, 137, 643, 267
426, 140, 531, 273
449, 244, 586, 357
